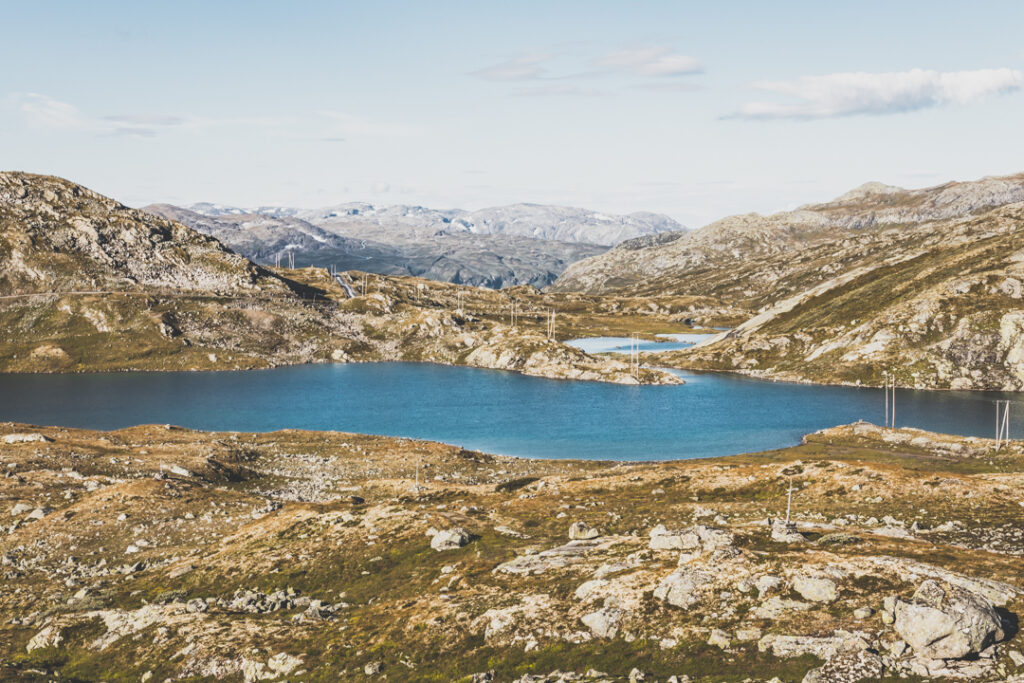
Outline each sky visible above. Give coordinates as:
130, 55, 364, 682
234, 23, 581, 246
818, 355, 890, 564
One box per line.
3, 0, 1024, 227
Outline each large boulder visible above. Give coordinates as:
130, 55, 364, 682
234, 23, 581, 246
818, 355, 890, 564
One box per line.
580, 607, 623, 639
568, 521, 600, 540
792, 575, 838, 603
652, 567, 715, 609
430, 527, 471, 551
893, 580, 1006, 659
648, 524, 733, 553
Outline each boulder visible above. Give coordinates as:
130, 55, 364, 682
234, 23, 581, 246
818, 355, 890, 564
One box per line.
648, 524, 700, 550
2, 433, 50, 444
568, 521, 600, 540
9, 503, 31, 517
26, 625, 62, 651
652, 567, 715, 609
802, 649, 884, 683
771, 518, 805, 543
580, 607, 623, 639
649, 524, 733, 553
792, 575, 838, 603
707, 628, 731, 650
893, 580, 1006, 659
430, 527, 471, 551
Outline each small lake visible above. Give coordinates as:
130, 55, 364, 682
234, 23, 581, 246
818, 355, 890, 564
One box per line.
0, 362, 1017, 461
566, 333, 711, 355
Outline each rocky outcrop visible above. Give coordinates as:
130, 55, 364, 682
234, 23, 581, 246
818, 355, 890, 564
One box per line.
892, 580, 1006, 659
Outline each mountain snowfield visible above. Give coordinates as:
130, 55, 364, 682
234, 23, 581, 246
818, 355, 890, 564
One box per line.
187, 201, 684, 247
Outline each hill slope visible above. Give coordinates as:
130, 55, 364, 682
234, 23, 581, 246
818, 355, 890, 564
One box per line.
0, 173, 678, 384
552, 172, 1024, 301
656, 201, 1024, 390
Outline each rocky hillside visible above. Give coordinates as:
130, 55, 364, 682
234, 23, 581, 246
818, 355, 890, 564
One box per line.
0, 173, 684, 384
1, 421, 1023, 681
552, 172, 1024, 298
0, 173, 293, 296
144, 204, 606, 289
662, 202, 1024, 390
551, 172, 1024, 390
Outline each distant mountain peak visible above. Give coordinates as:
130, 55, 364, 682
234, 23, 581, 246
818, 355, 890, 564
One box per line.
830, 181, 906, 203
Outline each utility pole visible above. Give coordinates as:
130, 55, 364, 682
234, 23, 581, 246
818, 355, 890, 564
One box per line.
630, 333, 640, 379
995, 400, 1011, 450
883, 373, 896, 428
785, 476, 795, 524
890, 376, 895, 428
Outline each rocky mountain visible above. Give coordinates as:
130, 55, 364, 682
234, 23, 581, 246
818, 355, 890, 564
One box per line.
552, 172, 1024, 298
0, 172, 681, 384
0, 174, 292, 296
190, 201, 683, 246
144, 203, 606, 289
151, 200, 683, 289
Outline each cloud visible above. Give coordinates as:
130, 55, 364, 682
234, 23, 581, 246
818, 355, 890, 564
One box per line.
594, 47, 703, 77
471, 53, 552, 81
314, 111, 421, 137
513, 84, 606, 97
10, 93, 186, 136
730, 67, 1024, 119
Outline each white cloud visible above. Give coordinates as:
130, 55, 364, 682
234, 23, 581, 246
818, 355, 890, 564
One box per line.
731, 68, 1024, 119
514, 84, 606, 97
10, 92, 186, 137
471, 53, 552, 81
594, 47, 702, 77
314, 111, 421, 137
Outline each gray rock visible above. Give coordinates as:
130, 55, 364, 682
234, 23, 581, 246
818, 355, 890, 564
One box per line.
893, 580, 1006, 659
792, 575, 838, 603
802, 649, 884, 683
9, 503, 31, 517
580, 607, 623, 638
568, 522, 601, 540
430, 527, 471, 551
707, 628, 731, 649
653, 567, 715, 609
364, 661, 383, 675
755, 574, 783, 594
771, 518, 805, 543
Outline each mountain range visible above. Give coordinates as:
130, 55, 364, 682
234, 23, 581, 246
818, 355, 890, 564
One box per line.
145, 201, 684, 289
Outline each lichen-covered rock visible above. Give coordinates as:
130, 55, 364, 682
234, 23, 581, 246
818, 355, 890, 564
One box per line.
792, 575, 838, 603
652, 567, 715, 609
569, 521, 601, 540
893, 580, 1006, 659
430, 527, 471, 551
802, 649, 884, 683
580, 607, 623, 639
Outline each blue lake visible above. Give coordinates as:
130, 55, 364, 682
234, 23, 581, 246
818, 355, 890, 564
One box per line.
566, 333, 711, 355
0, 362, 1017, 461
